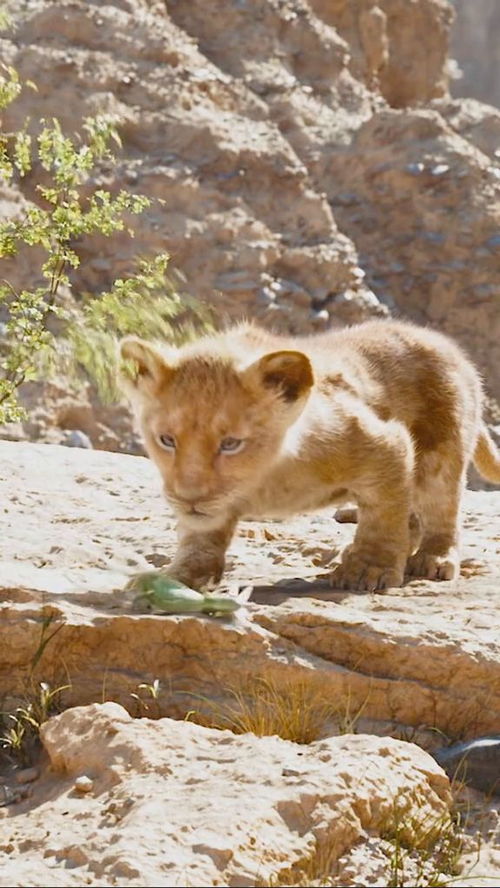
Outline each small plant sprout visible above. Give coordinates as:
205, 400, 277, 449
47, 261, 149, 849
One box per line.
130, 679, 162, 718
0, 681, 70, 766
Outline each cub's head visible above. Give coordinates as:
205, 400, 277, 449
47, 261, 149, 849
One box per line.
119, 336, 313, 530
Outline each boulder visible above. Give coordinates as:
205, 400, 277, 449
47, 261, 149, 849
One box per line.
0, 701, 450, 886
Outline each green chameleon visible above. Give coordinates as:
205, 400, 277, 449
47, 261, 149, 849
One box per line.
127, 572, 241, 616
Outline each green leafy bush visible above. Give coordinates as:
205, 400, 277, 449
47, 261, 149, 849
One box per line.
0, 64, 208, 423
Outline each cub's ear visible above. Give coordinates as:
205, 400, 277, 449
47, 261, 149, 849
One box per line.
118, 336, 172, 395
246, 350, 314, 402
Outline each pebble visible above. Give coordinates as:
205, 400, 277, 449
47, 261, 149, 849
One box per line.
74, 775, 94, 794
431, 163, 450, 176
310, 309, 329, 323
14, 767, 39, 785
63, 430, 93, 449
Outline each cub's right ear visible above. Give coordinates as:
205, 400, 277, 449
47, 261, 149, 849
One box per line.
118, 337, 172, 397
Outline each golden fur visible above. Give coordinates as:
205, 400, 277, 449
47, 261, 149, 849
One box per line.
120, 320, 500, 592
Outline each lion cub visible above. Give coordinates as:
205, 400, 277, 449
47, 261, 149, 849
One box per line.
120, 320, 500, 592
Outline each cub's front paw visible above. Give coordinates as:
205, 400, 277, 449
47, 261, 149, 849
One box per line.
406, 550, 459, 581
167, 557, 225, 592
329, 550, 404, 592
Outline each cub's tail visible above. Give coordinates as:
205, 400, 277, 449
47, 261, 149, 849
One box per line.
473, 424, 500, 483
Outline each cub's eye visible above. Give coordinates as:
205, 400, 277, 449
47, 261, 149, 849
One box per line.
158, 434, 176, 451
220, 437, 244, 454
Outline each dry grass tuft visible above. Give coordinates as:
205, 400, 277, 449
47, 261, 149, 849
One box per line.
189, 675, 368, 745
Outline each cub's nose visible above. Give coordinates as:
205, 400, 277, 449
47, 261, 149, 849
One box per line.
172, 487, 212, 511
172, 477, 212, 503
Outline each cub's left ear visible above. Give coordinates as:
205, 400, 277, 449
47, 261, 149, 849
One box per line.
248, 350, 314, 402
118, 336, 173, 397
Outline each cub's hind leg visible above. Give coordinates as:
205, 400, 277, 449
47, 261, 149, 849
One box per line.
406, 449, 465, 581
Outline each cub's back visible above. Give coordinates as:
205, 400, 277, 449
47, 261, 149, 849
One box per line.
310, 320, 483, 454
227, 320, 483, 455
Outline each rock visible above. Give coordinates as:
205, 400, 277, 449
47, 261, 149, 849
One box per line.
0, 379, 143, 456
73, 775, 94, 794
0, 785, 28, 808
13, 768, 39, 785
0, 0, 373, 323
0, 701, 447, 886
433, 737, 500, 794
62, 430, 93, 450
281, 0, 451, 108
328, 107, 500, 400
